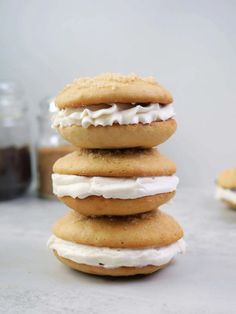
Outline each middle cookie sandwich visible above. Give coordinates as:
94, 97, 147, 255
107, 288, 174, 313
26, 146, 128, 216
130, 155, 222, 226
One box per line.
52, 148, 179, 216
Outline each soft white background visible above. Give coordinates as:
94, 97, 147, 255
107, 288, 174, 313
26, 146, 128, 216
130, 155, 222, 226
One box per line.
1, 0, 236, 187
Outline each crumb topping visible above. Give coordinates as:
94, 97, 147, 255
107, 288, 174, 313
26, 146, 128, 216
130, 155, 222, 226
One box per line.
62, 73, 159, 93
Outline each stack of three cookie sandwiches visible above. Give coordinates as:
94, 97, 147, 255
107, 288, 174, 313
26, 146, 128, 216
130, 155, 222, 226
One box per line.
48, 73, 186, 276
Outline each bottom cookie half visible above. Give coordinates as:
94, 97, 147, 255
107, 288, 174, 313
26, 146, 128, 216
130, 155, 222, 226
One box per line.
222, 199, 236, 209
59, 192, 175, 216
54, 251, 166, 276
58, 119, 177, 149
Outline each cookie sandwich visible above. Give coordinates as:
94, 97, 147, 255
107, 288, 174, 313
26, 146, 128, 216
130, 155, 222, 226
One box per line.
216, 168, 236, 208
47, 210, 186, 276
52, 73, 176, 149
52, 148, 179, 216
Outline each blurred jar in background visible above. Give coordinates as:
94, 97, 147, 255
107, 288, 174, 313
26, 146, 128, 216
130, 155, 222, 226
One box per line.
0, 81, 32, 200
37, 97, 74, 198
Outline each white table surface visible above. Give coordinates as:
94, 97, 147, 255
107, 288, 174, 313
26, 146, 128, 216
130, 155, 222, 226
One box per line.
0, 187, 236, 314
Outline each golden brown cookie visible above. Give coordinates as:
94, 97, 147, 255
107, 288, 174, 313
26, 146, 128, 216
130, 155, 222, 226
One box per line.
52, 149, 178, 216
57, 119, 177, 149
55, 73, 173, 108
217, 168, 236, 189
52, 210, 183, 248
53, 148, 176, 177
54, 251, 165, 276
222, 200, 236, 209
60, 192, 175, 216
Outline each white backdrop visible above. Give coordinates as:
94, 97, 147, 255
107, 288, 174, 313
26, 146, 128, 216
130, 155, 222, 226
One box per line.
1, 0, 236, 187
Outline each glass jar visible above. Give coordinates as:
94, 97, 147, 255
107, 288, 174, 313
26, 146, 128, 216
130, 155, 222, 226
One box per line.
0, 81, 32, 200
37, 97, 74, 198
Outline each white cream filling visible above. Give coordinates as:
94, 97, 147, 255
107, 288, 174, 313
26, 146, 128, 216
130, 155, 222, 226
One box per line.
52, 103, 175, 128
216, 186, 236, 204
47, 235, 186, 268
52, 174, 179, 199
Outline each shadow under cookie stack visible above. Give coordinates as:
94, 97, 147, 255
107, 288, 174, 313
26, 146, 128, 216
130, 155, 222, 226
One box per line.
47, 73, 186, 277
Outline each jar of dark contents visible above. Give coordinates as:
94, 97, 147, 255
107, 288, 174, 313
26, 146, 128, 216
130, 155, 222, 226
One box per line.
37, 97, 74, 198
0, 82, 31, 200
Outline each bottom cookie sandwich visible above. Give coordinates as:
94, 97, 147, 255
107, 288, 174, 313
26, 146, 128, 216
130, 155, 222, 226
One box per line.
47, 210, 186, 276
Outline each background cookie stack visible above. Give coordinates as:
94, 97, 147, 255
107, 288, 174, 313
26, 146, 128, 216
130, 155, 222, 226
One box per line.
216, 168, 236, 209
48, 73, 186, 276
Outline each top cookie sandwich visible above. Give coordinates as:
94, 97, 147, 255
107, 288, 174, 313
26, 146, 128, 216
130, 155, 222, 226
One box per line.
216, 168, 236, 208
53, 73, 176, 149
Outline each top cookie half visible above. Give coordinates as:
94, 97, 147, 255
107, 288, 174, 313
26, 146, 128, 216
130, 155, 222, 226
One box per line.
217, 168, 236, 189
55, 73, 173, 109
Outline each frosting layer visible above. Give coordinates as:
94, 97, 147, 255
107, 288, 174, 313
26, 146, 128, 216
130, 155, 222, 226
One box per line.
52, 174, 179, 199
52, 103, 175, 128
47, 235, 186, 268
216, 186, 236, 204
